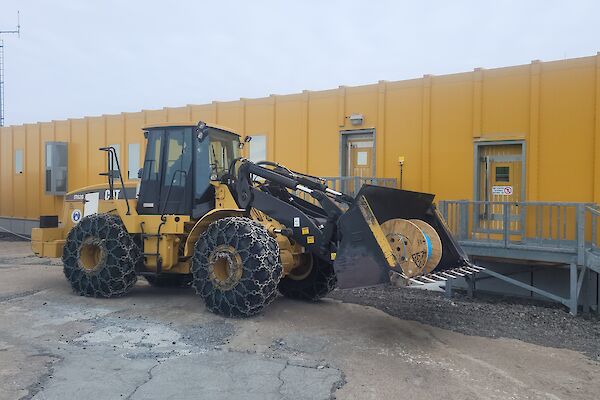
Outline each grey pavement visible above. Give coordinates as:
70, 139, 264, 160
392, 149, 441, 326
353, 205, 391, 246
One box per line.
1, 241, 598, 400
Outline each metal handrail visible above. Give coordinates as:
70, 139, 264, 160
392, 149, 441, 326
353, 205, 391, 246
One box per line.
586, 205, 600, 254
438, 200, 598, 261
321, 176, 397, 197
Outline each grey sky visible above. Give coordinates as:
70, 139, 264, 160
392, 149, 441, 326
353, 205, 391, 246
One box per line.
1, 0, 599, 126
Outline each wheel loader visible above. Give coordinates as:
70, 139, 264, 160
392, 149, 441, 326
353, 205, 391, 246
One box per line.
31, 121, 476, 317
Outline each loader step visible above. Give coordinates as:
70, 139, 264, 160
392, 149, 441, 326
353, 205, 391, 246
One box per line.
141, 233, 162, 239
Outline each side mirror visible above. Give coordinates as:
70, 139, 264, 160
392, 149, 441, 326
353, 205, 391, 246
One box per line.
137, 168, 143, 179
239, 135, 252, 149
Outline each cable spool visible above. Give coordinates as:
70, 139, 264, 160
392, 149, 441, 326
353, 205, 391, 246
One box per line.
380, 218, 442, 277
409, 219, 442, 273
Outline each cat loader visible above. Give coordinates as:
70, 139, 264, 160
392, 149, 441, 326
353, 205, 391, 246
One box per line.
31, 121, 474, 317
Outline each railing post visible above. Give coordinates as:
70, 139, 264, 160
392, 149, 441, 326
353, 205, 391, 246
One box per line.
459, 201, 469, 240
354, 176, 360, 196
591, 206, 597, 253
576, 204, 585, 266
503, 202, 509, 248
438, 201, 447, 220
570, 262, 578, 316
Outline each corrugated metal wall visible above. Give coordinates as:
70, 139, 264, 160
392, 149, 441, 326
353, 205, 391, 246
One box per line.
1, 53, 600, 221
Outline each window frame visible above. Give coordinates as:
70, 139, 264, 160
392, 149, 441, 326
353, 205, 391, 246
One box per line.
45, 141, 68, 195
15, 149, 24, 174
248, 134, 267, 163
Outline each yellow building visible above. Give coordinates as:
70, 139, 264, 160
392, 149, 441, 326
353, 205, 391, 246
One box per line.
1, 53, 600, 235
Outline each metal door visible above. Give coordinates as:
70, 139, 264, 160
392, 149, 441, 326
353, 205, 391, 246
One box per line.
475, 142, 524, 234
341, 130, 374, 195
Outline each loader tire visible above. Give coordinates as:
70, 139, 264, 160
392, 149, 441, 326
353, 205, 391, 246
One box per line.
62, 213, 140, 298
278, 255, 337, 301
144, 274, 191, 288
191, 217, 282, 317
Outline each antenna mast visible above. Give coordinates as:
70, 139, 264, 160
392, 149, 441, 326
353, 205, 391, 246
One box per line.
0, 11, 21, 127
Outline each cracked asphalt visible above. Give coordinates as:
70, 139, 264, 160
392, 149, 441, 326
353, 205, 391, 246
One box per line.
1, 241, 599, 400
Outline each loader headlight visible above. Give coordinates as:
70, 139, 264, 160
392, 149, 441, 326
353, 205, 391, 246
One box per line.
196, 121, 208, 141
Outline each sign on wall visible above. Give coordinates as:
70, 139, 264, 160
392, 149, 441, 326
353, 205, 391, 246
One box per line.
492, 185, 513, 196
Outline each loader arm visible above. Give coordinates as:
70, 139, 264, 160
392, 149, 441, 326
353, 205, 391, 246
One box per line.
232, 159, 471, 289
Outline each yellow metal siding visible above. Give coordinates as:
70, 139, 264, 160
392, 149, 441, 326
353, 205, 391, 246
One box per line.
538, 63, 595, 202
25, 123, 41, 218
1, 54, 600, 222
429, 77, 473, 199
480, 66, 530, 136
383, 81, 423, 191
1, 127, 13, 216
12, 125, 26, 217
307, 90, 338, 177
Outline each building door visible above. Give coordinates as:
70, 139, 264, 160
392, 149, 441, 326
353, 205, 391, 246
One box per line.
475, 142, 525, 234
340, 130, 375, 195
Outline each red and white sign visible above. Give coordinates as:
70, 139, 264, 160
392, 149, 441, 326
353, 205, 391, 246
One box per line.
492, 185, 513, 196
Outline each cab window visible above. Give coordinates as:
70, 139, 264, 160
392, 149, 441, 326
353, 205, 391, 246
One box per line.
208, 128, 240, 179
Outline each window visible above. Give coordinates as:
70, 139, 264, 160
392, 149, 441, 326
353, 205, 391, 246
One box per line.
128, 143, 141, 180
45, 142, 68, 194
15, 149, 23, 174
208, 128, 240, 178
495, 166, 510, 182
356, 151, 368, 166
248, 135, 267, 162
142, 130, 163, 182
165, 129, 192, 187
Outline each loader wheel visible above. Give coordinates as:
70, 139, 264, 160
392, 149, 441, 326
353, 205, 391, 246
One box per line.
191, 217, 282, 317
144, 274, 192, 288
278, 254, 337, 301
62, 213, 140, 298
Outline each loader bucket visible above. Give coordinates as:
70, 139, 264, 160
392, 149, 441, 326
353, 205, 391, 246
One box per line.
333, 185, 470, 289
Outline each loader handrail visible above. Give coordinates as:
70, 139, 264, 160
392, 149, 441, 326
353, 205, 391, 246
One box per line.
159, 169, 188, 217
99, 146, 131, 215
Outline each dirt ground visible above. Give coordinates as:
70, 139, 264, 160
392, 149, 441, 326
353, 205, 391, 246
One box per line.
1, 240, 599, 400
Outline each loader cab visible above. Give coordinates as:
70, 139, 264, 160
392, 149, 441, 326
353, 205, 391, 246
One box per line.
136, 122, 240, 217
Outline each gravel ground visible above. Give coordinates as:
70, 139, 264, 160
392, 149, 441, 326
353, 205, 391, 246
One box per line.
330, 285, 600, 361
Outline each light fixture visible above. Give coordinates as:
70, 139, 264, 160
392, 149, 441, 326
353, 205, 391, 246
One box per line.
349, 113, 364, 126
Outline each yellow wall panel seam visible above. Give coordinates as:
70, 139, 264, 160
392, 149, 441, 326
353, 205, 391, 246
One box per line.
303, 91, 310, 172
52, 121, 57, 213
377, 81, 386, 177
271, 95, 277, 161
472, 68, 483, 138
528, 60, 541, 201
37, 123, 42, 217
337, 86, 346, 127
421, 75, 432, 192
10, 127, 14, 216
85, 118, 90, 187
594, 52, 600, 203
